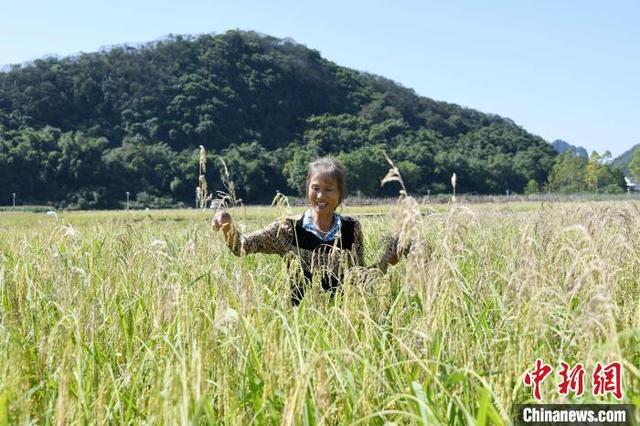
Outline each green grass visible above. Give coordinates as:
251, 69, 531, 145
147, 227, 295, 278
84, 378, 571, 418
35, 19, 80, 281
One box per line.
1, 201, 639, 424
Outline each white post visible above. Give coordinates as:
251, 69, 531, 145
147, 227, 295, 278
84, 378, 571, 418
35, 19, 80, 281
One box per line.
126, 192, 130, 210
12, 193, 16, 207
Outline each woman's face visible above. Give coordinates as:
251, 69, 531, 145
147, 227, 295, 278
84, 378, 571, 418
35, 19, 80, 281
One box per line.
307, 172, 340, 216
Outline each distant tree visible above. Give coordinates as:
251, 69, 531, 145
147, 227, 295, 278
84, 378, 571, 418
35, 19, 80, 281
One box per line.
597, 166, 625, 193
546, 150, 588, 193
585, 151, 601, 192
629, 150, 640, 181
584, 150, 625, 193
524, 179, 540, 194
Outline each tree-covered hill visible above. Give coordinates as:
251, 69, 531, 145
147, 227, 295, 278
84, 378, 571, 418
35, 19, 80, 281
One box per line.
612, 143, 640, 174
0, 30, 557, 208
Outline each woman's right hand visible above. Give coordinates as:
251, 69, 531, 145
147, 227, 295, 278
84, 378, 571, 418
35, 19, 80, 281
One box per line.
212, 211, 232, 231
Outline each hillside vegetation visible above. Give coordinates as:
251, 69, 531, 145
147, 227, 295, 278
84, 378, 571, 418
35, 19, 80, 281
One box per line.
612, 143, 640, 175
0, 31, 560, 208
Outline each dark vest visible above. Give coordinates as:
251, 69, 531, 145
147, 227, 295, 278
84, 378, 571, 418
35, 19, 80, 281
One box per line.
288, 215, 357, 305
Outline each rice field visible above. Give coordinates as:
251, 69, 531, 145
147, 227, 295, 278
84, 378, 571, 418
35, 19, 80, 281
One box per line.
1, 200, 639, 424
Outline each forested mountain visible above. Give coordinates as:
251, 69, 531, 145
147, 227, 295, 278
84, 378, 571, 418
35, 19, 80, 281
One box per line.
0, 30, 558, 208
612, 143, 640, 174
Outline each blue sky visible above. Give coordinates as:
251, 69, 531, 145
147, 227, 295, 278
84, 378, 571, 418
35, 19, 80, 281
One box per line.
1, 0, 638, 156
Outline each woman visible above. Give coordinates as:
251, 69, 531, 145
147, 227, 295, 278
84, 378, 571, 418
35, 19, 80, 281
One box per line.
212, 157, 401, 305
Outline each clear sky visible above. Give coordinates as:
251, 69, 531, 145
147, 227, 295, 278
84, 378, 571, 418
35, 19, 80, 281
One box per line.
1, 0, 638, 156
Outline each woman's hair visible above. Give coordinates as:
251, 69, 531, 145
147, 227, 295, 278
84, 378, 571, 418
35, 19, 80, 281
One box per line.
306, 157, 347, 204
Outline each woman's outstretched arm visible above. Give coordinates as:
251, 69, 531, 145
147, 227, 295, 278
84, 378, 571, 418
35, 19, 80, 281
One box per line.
212, 211, 241, 253
212, 211, 292, 256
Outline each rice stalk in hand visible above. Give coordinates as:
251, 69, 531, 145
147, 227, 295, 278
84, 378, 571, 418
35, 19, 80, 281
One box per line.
197, 145, 213, 210
380, 154, 426, 294
216, 156, 239, 208
272, 191, 292, 224
381, 152, 407, 197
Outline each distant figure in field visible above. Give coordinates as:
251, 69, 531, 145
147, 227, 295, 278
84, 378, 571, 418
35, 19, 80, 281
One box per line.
212, 157, 403, 305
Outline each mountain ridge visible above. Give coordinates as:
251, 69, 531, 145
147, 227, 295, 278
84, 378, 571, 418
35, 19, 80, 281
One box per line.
551, 139, 588, 158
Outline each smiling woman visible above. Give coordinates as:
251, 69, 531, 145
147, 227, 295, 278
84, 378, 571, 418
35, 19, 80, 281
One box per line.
212, 157, 403, 305
306, 158, 344, 235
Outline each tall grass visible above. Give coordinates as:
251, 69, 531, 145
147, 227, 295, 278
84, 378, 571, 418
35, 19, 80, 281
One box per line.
0, 201, 639, 424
